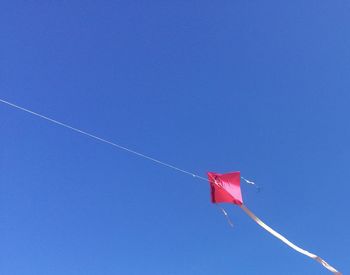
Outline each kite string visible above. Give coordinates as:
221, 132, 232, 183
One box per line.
0, 98, 209, 181
0, 98, 258, 188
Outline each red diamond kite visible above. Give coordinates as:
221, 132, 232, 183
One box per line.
207, 171, 341, 275
207, 171, 243, 205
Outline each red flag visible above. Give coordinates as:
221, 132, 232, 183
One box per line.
207, 171, 243, 205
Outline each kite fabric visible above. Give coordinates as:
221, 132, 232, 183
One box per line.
207, 171, 243, 205
207, 171, 341, 275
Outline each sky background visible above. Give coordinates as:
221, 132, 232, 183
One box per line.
0, 1, 349, 274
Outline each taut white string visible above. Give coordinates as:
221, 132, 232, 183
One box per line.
0, 98, 209, 181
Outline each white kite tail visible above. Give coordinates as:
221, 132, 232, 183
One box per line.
240, 205, 341, 275
216, 204, 234, 228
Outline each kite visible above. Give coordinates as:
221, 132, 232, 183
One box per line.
0, 99, 342, 275
208, 171, 341, 275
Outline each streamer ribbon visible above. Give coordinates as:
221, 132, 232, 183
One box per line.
240, 205, 341, 274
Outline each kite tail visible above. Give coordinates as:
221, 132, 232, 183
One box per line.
216, 204, 234, 227
241, 176, 261, 192
241, 177, 255, 185
240, 205, 341, 275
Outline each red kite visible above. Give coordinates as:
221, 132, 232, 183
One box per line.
207, 171, 341, 275
0, 99, 341, 275
208, 171, 243, 205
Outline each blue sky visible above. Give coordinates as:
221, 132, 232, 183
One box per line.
1, 1, 349, 274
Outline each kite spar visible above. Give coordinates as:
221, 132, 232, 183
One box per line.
0, 98, 341, 274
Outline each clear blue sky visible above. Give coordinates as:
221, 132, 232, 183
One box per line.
1, 1, 348, 274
